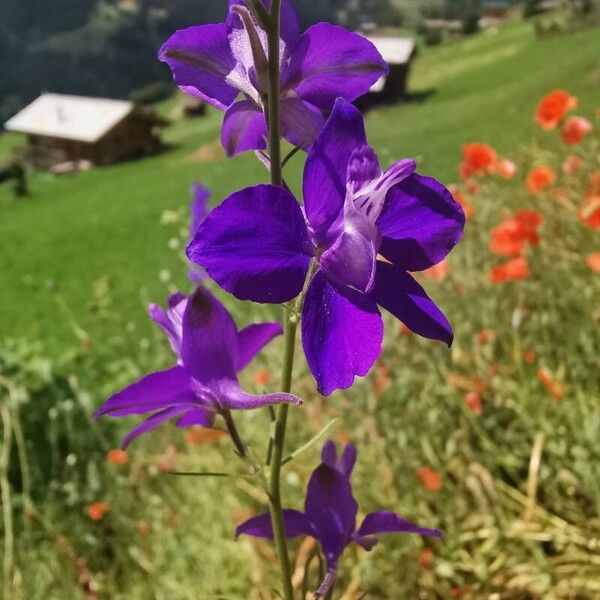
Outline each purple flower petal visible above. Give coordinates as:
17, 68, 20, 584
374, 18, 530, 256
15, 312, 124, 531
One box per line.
378, 174, 465, 272
149, 295, 187, 359
284, 23, 388, 110
355, 511, 442, 539
321, 441, 357, 479
318, 226, 378, 293
235, 509, 312, 539
373, 261, 453, 346
96, 367, 196, 418
188, 185, 312, 304
159, 24, 239, 110
236, 322, 283, 372
221, 99, 267, 157
338, 444, 357, 479
121, 406, 189, 448
180, 287, 239, 385
304, 464, 358, 563
301, 271, 383, 395
190, 183, 211, 240
303, 99, 367, 244
228, 0, 300, 54
280, 96, 325, 150
176, 408, 216, 428
216, 380, 301, 411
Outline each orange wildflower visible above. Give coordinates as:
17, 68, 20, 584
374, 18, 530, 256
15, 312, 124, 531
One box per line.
138, 521, 151, 536
579, 173, 600, 229
489, 257, 530, 283
461, 143, 497, 177
478, 329, 495, 344
423, 259, 449, 281
496, 157, 517, 179
464, 392, 483, 415
417, 467, 443, 492
561, 116, 593, 145
87, 502, 111, 521
538, 368, 565, 402
253, 370, 270, 385
586, 253, 600, 273
107, 449, 129, 466
184, 427, 226, 446
490, 210, 542, 257
526, 165, 556, 195
535, 89, 578, 130
374, 364, 392, 398
562, 154, 582, 175
418, 547, 434, 569
524, 348, 536, 364
448, 185, 475, 219
465, 179, 481, 195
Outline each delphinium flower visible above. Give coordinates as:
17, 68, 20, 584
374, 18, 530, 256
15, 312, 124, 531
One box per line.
236, 441, 441, 597
188, 99, 465, 394
96, 287, 301, 447
159, 0, 388, 156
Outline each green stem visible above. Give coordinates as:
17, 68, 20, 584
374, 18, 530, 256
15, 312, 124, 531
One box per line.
264, 1, 295, 598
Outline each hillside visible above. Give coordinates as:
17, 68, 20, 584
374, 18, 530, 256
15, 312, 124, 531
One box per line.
0, 19, 599, 354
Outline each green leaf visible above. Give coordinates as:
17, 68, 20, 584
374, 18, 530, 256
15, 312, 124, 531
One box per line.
281, 419, 339, 466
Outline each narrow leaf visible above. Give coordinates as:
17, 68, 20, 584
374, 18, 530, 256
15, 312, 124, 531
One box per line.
281, 419, 339, 466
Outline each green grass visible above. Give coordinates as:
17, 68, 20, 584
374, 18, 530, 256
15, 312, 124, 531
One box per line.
1, 18, 600, 599
0, 20, 599, 353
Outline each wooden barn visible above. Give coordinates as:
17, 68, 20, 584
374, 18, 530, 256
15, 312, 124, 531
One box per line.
4, 94, 166, 171
356, 36, 417, 110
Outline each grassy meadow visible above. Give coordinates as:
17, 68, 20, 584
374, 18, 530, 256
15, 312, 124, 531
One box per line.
1, 17, 600, 599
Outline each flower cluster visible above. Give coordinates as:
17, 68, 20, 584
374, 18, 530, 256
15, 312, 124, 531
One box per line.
97, 1, 464, 595
236, 441, 441, 597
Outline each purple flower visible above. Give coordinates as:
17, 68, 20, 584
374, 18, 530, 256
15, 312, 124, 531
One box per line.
159, 0, 388, 156
96, 287, 301, 447
236, 440, 441, 597
188, 99, 465, 395
188, 183, 211, 284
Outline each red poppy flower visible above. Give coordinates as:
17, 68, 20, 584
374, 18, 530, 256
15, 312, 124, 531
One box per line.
538, 368, 565, 402
579, 173, 600, 229
107, 449, 129, 466
418, 547, 434, 569
461, 143, 497, 176
496, 157, 517, 179
490, 210, 542, 257
478, 329, 495, 344
464, 391, 483, 415
535, 89, 578, 130
489, 257, 530, 283
253, 370, 270, 385
562, 154, 582, 175
87, 502, 111, 521
586, 253, 600, 273
561, 116, 593, 145
524, 348, 536, 364
417, 467, 443, 492
526, 165, 556, 195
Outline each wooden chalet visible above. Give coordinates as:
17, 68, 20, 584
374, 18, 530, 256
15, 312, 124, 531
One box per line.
4, 94, 166, 171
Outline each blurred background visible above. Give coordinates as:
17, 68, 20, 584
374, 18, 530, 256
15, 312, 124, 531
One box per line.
0, 1, 599, 598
